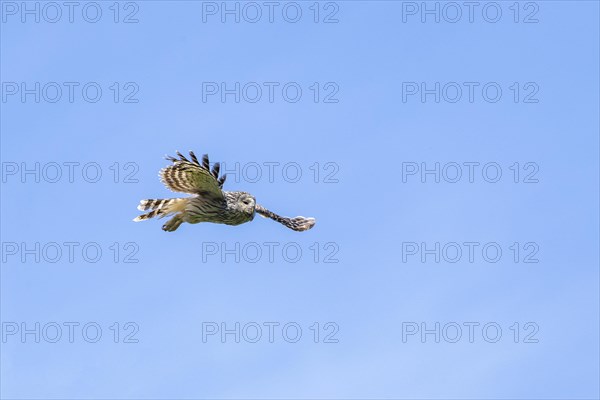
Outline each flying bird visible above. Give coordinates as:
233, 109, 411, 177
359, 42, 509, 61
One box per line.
133, 151, 316, 232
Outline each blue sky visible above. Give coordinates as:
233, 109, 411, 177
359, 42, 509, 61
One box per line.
1, 1, 599, 399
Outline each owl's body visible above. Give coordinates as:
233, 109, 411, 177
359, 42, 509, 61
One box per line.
133, 152, 315, 232
187, 191, 256, 225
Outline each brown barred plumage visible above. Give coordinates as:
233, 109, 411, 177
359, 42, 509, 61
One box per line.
133, 151, 316, 232
254, 205, 316, 232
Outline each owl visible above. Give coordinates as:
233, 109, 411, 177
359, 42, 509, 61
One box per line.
133, 151, 316, 232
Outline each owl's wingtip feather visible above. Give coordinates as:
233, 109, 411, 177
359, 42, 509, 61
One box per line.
297, 217, 316, 231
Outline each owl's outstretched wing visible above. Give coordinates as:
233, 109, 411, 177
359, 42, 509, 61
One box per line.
160, 151, 226, 200
255, 204, 316, 232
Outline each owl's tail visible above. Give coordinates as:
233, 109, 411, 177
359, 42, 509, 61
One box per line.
133, 198, 187, 222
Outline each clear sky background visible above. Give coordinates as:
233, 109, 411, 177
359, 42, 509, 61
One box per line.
1, 1, 599, 399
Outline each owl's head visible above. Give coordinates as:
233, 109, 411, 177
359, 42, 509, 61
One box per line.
237, 192, 256, 215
